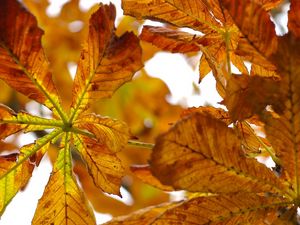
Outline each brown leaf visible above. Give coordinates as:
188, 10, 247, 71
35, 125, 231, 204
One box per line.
151, 113, 289, 194
122, 0, 219, 33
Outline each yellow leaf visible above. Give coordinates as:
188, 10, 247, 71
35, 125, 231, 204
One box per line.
151, 113, 290, 195
0, 152, 34, 215
74, 135, 125, 195
70, 3, 142, 120
74, 113, 130, 153
0, 1, 65, 118
32, 134, 96, 225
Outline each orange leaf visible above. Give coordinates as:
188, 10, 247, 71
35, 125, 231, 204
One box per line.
221, 0, 278, 68
130, 165, 174, 192
70, 3, 142, 119
74, 135, 125, 195
151, 113, 288, 194
288, 0, 300, 39
74, 113, 130, 153
105, 193, 284, 224
0, 104, 23, 139
223, 74, 281, 121
0, 0, 62, 113
140, 26, 201, 53
32, 139, 96, 225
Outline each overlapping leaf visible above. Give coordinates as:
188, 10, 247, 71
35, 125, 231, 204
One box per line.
70, 3, 143, 120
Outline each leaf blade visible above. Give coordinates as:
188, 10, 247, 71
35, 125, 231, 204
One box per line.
74, 135, 125, 195
0, 0, 66, 120
151, 113, 290, 196
70, 3, 142, 120
32, 133, 96, 225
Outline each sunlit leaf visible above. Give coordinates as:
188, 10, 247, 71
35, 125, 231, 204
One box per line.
70, 3, 142, 120
0, 152, 34, 215
74, 113, 130, 153
74, 135, 125, 195
151, 113, 290, 195
105, 193, 287, 224
0, 104, 23, 139
140, 26, 201, 53
221, 0, 278, 69
0, 0, 65, 118
32, 134, 96, 225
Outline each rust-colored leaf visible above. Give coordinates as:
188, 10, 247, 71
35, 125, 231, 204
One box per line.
70, 3, 142, 119
140, 26, 202, 53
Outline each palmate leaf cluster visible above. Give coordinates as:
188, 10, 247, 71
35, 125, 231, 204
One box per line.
1, 0, 300, 224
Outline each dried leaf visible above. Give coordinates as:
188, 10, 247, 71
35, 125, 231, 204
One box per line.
221, 0, 278, 68
288, 0, 300, 38
140, 26, 201, 53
